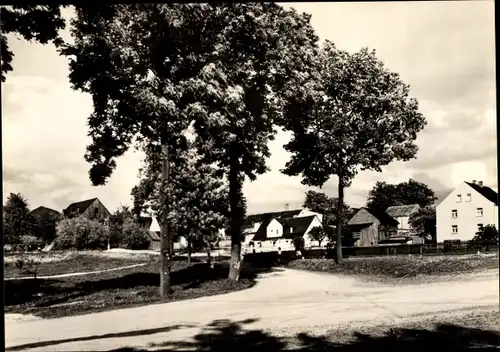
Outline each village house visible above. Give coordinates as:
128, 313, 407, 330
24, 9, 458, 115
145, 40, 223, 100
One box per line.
63, 198, 111, 222
436, 180, 498, 242
345, 208, 399, 247
385, 204, 424, 244
242, 208, 323, 253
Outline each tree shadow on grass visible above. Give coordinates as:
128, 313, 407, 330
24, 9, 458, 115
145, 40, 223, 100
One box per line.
4, 261, 277, 308
104, 318, 500, 352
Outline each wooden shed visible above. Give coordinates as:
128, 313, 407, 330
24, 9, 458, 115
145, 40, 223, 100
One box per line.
346, 208, 399, 247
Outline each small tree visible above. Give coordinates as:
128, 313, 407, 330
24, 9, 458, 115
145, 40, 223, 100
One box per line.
408, 205, 436, 243
282, 42, 426, 264
55, 217, 110, 250
308, 226, 326, 248
3, 193, 33, 245
473, 225, 499, 249
120, 218, 150, 250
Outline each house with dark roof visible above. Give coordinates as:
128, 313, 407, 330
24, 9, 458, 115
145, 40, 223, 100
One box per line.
436, 180, 498, 242
346, 208, 399, 247
30, 206, 61, 243
246, 212, 323, 253
63, 198, 111, 221
30, 206, 61, 222
386, 204, 420, 237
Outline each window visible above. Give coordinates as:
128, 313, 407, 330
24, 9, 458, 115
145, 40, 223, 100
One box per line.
477, 224, 484, 232
451, 209, 458, 218
451, 225, 458, 234
290, 227, 294, 233
276, 229, 279, 235
476, 208, 483, 217
456, 194, 462, 203
466, 193, 471, 202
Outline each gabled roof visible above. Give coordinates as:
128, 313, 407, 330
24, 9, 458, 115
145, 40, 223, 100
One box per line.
386, 204, 420, 218
63, 198, 98, 216
365, 208, 399, 226
252, 215, 318, 242
244, 209, 303, 227
349, 207, 399, 226
30, 206, 61, 221
251, 216, 276, 241
147, 230, 161, 241
465, 182, 498, 205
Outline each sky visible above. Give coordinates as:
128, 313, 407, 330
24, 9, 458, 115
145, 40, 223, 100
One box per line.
2, 1, 496, 215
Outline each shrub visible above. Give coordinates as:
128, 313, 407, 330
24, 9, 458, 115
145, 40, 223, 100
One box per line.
119, 219, 150, 250
55, 217, 110, 250
20, 235, 44, 251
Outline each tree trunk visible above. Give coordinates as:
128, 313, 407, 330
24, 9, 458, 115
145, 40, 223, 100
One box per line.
228, 155, 244, 281
335, 176, 344, 264
187, 237, 192, 263
159, 145, 172, 297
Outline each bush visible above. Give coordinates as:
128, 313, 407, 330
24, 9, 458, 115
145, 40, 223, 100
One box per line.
55, 217, 110, 250
119, 219, 150, 250
20, 235, 44, 251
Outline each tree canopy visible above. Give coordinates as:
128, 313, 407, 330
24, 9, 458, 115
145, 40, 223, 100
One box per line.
1, 5, 67, 82
303, 190, 353, 226
3, 193, 33, 245
408, 205, 436, 243
282, 41, 426, 262
367, 179, 437, 211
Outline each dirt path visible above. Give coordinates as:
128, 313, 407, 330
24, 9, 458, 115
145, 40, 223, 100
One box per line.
5, 268, 499, 351
4, 263, 148, 281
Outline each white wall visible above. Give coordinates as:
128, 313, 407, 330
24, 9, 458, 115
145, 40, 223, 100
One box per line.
266, 218, 284, 238
303, 216, 323, 248
395, 216, 410, 230
437, 181, 498, 242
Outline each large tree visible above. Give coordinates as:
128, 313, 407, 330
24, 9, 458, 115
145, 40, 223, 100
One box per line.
281, 41, 426, 263
0, 5, 67, 82
131, 145, 229, 264
303, 190, 353, 228
3, 193, 33, 245
367, 179, 437, 211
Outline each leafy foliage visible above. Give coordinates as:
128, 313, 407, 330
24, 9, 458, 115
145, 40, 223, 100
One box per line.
367, 179, 437, 211
31, 212, 59, 244
0, 5, 67, 82
20, 235, 44, 251
303, 190, 353, 226
308, 226, 326, 247
281, 41, 426, 262
3, 193, 33, 245
408, 205, 436, 242
473, 225, 499, 245
120, 218, 151, 250
55, 217, 110, 250
108, 205, 135, 248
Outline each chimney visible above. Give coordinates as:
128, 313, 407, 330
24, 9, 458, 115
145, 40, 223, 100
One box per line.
472, 180, 476, 184
478, 181, 483, 186
284, 203, 290, 211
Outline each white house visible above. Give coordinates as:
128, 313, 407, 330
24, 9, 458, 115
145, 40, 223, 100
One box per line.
436, 180, 498, 243
385, 204, 425, 243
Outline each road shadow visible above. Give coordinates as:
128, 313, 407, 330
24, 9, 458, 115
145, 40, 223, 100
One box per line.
103, 318, 499, 351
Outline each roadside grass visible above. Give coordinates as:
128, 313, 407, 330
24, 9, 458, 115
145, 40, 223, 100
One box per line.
4, 258, 271, 319
3, 251, 158, 278
286, 253, 499, 282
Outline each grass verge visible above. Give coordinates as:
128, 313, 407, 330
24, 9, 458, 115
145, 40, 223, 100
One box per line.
286, 253, 499, 282
4, 258, 269, 319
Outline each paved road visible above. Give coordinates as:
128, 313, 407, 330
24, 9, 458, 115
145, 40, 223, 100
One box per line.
5, 268, 499, 351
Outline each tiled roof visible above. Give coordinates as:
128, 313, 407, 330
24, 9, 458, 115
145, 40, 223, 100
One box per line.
63, 198, 97, 217
244, 209, 303, 227
365, 208, 399, 226
349, 208, 399, 226
252, 215, 318, 242
465, 182, 498, 205
386, 204, 420, 218
30, 206, 61, 221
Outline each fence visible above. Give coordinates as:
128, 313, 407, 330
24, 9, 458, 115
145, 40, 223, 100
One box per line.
243, 241, 498, 264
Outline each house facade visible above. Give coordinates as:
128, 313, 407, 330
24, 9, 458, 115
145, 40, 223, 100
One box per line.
63, 198, 111, 222
436, 180, 498, 242
346, 208, 399, 247
242, 208, 323, 253
385, 204, 424, 244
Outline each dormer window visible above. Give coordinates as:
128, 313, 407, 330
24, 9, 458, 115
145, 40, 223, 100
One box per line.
466, 193, 471, 202
456, 194, 462, 203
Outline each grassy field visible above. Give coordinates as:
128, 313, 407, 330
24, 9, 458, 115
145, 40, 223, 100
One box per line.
4, 251, 267, 319
286, 253, 499, 282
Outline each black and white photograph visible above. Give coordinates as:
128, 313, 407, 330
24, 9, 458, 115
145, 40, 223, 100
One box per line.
2, 1, 498, 350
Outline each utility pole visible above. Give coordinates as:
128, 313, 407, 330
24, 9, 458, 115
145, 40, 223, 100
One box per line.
159, 145, 171, 297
